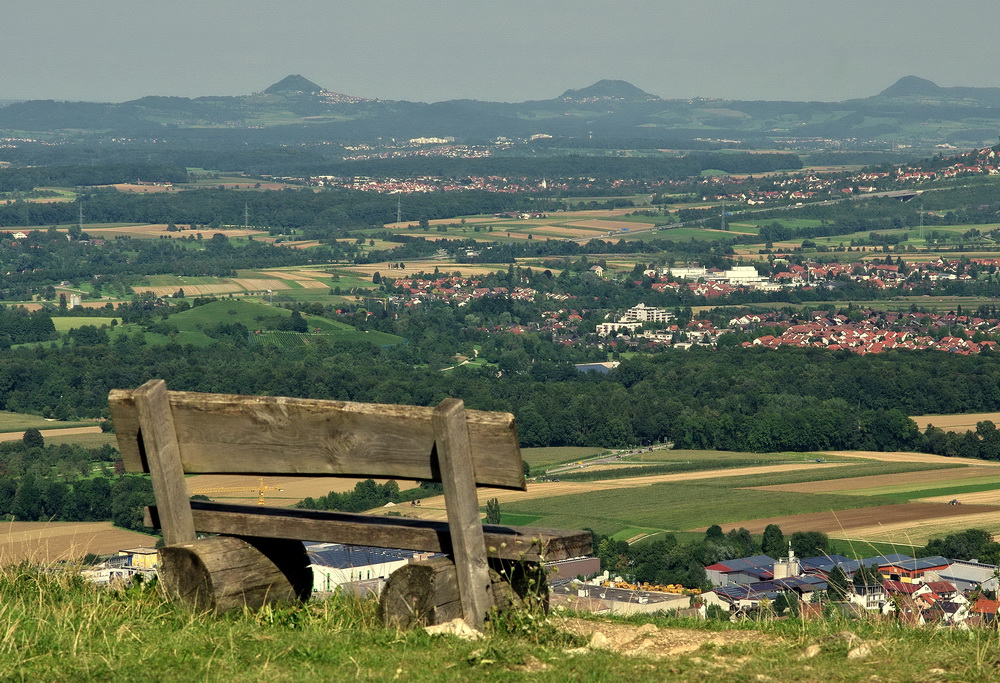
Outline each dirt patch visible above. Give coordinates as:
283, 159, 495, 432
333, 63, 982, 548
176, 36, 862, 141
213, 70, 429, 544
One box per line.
0, 521, 156, 565
754, 466, 990, 494
692, 502, 1000, 536
556, 617, 769, 658
909, 412, 1000, 433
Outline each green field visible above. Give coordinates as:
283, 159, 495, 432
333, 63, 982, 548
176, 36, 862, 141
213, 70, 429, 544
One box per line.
51, 317, 118, 332
504, 481, 888, 537
42, 432, 117, 448
630, 449, 848, 464
0, 412, 100, 433
504, 459, 956, 538
521, 446, 607, 470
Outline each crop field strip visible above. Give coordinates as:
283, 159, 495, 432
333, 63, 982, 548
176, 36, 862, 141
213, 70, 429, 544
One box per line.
489, 459, 969, 540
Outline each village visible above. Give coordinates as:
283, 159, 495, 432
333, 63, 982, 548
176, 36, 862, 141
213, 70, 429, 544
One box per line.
88, 539, 1000, 628
386, 254, 1000, 356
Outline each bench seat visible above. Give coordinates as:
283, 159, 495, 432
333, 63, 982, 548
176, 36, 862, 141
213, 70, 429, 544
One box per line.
147, 500, 593, 563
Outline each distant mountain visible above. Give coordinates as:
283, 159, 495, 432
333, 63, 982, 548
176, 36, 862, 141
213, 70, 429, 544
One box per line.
263, 75, 322, 95
1, 75, 999, 148
875, 76, 1000, 105
559, 80, 659, 102
878, 76, 942, 98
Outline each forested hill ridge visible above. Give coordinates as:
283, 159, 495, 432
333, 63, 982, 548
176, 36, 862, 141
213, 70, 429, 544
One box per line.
3, 75, 1000, 147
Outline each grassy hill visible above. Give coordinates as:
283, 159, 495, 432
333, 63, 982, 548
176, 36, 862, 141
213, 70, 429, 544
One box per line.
162, 300, 403, 348
6, 568, 996, 681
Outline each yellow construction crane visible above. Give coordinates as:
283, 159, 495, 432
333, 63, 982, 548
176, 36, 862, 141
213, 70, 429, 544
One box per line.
191, 477, 284, 506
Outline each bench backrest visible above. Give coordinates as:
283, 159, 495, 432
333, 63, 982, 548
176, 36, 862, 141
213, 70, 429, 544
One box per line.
109, 387, 525, 489
110, 380, 533, 627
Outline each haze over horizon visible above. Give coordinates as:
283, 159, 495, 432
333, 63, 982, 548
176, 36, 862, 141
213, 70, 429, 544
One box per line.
5, 1, 1000, 105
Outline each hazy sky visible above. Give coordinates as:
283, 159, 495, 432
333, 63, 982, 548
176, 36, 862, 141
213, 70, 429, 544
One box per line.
5, 1, 999, 103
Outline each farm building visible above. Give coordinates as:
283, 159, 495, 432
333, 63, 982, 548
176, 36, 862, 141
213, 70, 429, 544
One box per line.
704, 555, 775, 587
931, 559, 1000, 593
116, 547, 158, 569
306, 543, 434, 595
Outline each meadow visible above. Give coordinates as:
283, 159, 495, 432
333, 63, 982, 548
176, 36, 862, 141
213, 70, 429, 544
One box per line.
0, 411, 100, 433
8, 568, 1000, 681
496, 451, 1000, 545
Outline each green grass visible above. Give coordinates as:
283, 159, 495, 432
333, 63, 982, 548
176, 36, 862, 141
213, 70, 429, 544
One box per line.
9, 567, 1000, 680
504, 482, 888, 537
51, 317, 118, 332
557, 459, 825, 483
42, 432, 117, 448
712, 461, 958, 489
631, 449, 846, 463
0, 412, 99, 433
505, 460, 956, 538
521, 446, 607, 470
496, 513, 543, 526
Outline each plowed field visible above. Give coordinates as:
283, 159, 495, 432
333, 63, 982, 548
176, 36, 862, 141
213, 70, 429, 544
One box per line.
0, 521, 156, 564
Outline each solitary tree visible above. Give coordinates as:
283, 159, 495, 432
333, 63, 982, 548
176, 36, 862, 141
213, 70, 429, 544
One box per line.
828, 565, 850, 600
22, 428, 43, 449
485, 497, 501, 525
761, 524, 786, 558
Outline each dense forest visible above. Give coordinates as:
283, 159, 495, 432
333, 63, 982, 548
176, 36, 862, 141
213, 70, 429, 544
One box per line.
4, 319, 1000, 457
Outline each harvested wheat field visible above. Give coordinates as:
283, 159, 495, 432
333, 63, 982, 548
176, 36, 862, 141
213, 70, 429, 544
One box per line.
133, 284, 243, 297
842, 508, 1000, 545
909, 412, 1000, 433
382, 462, 849, 523
754, 466, 996, 494
184, 474, 418, 507
821, 450, 1000, 466
0, 521, 155, 565
694, 502, 1000, 538
919, 490, 1000, 505
230, 278, 290, 291
0, 426, 101, 443
258, 271, 328, 288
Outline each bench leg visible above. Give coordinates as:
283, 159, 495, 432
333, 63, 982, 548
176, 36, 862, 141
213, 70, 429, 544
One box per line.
158, 536, 312, 613
378, 556, 549, 629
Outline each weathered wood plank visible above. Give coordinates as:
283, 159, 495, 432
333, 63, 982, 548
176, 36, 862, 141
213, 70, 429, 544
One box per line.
158, 536, 308, 613
379, 556, 526, 628
110, 388, 525, 489
145, 502, 594, 562
433, 398, 493, 628
133, 380, 196, 545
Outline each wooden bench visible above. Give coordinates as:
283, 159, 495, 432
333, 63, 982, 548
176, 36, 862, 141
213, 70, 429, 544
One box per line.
108, 380, 592, 628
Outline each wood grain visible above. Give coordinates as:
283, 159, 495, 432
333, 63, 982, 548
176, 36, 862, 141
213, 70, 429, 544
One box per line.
110, 387, 525, 489
132, 380, 196, 545
378, 556, 524, 629
145, 502, 594, 562
158, 536, 305, 613
433, 398, 493, 628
